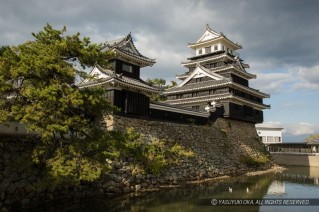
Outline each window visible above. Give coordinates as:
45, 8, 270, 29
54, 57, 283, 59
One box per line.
109, 61, 115, 70
198, 91, 209, 96
267, 136, 275, 143
192, 106, 200, 110
183, 93, 192, 98
205, 46, 211, 54
261, 136, 267, 143
198, 49, 202, 54
214, 45, 218, 51
167, 96, 176, 100
122, 64, 132, 73
195, 77, 202, 82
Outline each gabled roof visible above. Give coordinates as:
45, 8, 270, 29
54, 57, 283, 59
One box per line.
179, 59, 256, 81
164, 79, 231, 95
188, 24, 242, 50
79, 66, 161, 94
196, 24, 221, 43
176, 64, 225, 87
102, 33, 155, 67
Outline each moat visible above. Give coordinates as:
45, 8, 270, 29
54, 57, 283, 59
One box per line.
32, 166, 319, 212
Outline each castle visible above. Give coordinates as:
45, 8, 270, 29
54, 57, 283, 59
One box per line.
80, 25, 270, 124
0, 25, 270, 136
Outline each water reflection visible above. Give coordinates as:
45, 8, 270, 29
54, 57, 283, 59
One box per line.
30, 166, 319, 212
267, 180, 286, 196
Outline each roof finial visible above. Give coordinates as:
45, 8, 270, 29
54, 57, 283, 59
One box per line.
206, 24, 210, 30
127, 31, 132, 40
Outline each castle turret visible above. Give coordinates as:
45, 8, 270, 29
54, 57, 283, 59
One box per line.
79, 33, 160, 116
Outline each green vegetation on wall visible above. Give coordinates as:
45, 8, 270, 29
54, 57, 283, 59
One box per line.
30, 127, 195, 188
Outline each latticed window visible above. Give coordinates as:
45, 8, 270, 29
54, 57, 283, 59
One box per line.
267, 136, 275, 143
205, 46, 211, 54
274, 137, 281, 142
122, 64, 132, 73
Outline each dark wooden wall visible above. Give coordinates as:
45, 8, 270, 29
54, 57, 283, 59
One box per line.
149, 108, 208, 125
225, 102, 263, 123
108, 89, 150, 116
110, 59, 141, 80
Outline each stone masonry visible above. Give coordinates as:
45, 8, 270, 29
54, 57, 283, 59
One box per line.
0, 116, 272, 210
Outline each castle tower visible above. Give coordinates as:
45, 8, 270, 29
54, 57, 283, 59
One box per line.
163, 25, 270, 123
79, 33, 161, 116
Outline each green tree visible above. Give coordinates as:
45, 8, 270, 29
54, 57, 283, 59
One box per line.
0, 46, 9, 56
146, 78, 177, 101
146, 78, 166, 87
305, 133, 319, 143
0, 24, 113, 141
146, 78, 177, 89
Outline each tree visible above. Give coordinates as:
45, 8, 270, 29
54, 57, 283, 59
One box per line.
0, 46, 9, 56
0, 24, 113, 142
305, 133, 319, 143
146, 78, 177, 89
146, 78, 177, 102
146, 78, 166, 87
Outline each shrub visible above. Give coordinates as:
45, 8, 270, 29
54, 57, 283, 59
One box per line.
239, 154, 269, 167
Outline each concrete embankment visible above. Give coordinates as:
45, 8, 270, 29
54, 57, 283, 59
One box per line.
271, 153, 319, 167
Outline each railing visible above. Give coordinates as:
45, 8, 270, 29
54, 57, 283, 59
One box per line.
270, 152, 319, 156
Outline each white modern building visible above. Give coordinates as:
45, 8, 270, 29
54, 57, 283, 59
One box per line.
256, 125, 283, 144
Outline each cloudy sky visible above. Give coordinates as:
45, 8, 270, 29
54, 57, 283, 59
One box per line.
1, 0, 318, 142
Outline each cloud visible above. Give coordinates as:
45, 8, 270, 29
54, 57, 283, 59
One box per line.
250, 72, 294, 94
256, 121, 283, 129
292, 66, 319, 90
285, 122, 319, 136
250, 64, 319, 95
258, 121, 319, 136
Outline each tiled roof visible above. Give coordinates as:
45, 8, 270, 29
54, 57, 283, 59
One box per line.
164, 79, 231, 94
164, 93, 233, 105
164, 93, 270, 109
182, 53, 233, 66
116, 48, 155, 64
79, 67, 161, 93
80, 75, 161, 93
150, 102, 210, 117
102, 33, 155, 65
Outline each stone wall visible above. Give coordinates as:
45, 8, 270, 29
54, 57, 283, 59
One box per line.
0, 116, 272, 210
106, 116, 271, 179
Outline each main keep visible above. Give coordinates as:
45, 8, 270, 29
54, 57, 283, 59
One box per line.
163, 25, 270, 123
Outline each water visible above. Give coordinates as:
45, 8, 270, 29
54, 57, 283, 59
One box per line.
34, 166, 319, 212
